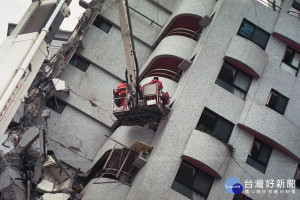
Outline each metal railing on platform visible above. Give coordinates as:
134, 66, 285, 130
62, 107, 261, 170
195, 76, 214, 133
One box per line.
257, 0, 281, 12
166, 28, 200, 41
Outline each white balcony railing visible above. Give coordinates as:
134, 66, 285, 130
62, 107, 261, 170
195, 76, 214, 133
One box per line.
257, 0, 281, 12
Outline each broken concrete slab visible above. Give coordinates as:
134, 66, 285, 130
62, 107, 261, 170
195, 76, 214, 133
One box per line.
0, 167, 25, 191
47, 138, 93, 173
12, 103, 24, 124
36, 151, 72, 194
0, 183, 26, 200
15, 126, 39, 153
0, 133, 15, 154
42, 193, 71, 200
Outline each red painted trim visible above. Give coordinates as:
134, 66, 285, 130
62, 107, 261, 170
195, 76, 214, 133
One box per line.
273, 32, 300, 52
224, 56, 259, 78
164, 15, 202, 39
142, 56, 183, 80
182, 156, 221, 178
237, 123, 299, 161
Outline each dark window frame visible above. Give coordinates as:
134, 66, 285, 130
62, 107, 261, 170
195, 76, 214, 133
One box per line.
292, 0, 300, 12
216, 62, 253, 99
295, 163, 300, 188
171, 161, 215, 199
45, 96, 67, 114
233, 193, 253, 200
266, 89, 289, 115
281, 46, 300, 76
93, 15, 112, 33
237, 18, 270, 50
196, 108, 234, 143
246, 138, 272, 173
69, 54, 90, 72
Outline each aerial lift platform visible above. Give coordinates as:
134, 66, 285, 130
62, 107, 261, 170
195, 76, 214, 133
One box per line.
113, 83, 170, 126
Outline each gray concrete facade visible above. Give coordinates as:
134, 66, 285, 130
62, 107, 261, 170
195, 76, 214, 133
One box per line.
45, 0, 300, 199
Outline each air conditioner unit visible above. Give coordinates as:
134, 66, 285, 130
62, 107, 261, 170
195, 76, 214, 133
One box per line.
133, 151, 149, 168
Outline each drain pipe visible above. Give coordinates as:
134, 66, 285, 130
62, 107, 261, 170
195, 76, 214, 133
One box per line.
0, 0, 66, 117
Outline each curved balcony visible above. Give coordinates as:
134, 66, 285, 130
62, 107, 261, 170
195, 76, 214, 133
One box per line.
238, 100, 300, 160
154, 0, 215, 46
224, 35, 268, 78
183, 129, 231, 178
82, 178, 130, 200
273, 13, 300, 52
140, 35, 197, 81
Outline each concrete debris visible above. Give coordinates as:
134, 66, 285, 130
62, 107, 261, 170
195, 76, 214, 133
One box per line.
0, 133, 15, 154
42, 109, 51, 119
36, 152, 72, 193
0, 156, 26, 200
0, 183, 26, 200
0, 1, 106, 200
15, 126, 39, 153
12, 104, 24, 124
42, 193, 71, 200
0, 167, 25, 191
52, 78, 69, 94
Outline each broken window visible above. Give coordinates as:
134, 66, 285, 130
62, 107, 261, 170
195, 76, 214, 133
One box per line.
266, 89, 289, 115
69, 54, 90, 72
280, 47, 300, 76
246, 138, 272, 173
93, 16, 112, 33
216, 62, 252, 99
45, 96, 66, 114
196, 108, 234, 143
171, 161, 214, 200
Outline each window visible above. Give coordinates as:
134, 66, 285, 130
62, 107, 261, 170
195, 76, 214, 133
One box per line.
266, 89, 289, 115
233, 194, 253, 200
280, 47, 300, 76
237, 19, 270, 50
171, 161, 214, 200
295, 163, 300, 188
216, 62, 252, 99
45, 96, 66, 114
246, 138, 272, 173
196, 108, 234, 143
289, 0, 300, 17
93, 16, 112, 33
69, 54, 90, 72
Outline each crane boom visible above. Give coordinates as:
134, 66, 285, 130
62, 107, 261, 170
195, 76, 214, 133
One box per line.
0, 0, 70, 139
117, 0, 137, 94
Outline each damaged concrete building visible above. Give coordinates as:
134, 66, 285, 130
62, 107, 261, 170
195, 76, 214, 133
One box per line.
1, 0, 300, 200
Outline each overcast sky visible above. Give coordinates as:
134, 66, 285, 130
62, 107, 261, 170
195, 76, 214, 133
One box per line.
0, 0, 87, 44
